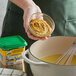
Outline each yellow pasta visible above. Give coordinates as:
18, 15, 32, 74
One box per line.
29, 18, 52, 37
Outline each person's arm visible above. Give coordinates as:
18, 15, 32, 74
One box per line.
10, 0, 47, 40
10, 0, 35, 10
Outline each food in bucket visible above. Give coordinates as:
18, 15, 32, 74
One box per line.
29, 18, 53, 37
40, 54, 76, 65
0, 35, 27, 56
0, 35, 27, 69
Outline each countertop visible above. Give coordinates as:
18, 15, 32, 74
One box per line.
0, 68, 26, 76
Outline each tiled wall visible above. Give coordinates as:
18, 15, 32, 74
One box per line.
0, 0, 8, 36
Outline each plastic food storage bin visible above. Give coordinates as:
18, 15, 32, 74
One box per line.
0, 35, 27, 56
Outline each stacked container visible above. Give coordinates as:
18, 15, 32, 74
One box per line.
0, 35, 27, 71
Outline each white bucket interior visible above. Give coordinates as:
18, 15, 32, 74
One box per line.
30, 36, 76, 59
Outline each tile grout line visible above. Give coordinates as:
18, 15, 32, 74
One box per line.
10, 69, 14, 76
0, 68, 4, 75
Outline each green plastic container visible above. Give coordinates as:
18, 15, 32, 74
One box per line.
0, 35, 28, 56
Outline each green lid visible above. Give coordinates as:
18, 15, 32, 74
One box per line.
0, 35, 28, 51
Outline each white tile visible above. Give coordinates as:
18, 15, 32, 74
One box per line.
0, 74, 10, 76
0, 68, 3, 74
2, 68, 13, 75
22, 73, 27, 76
11, 75, 20, 76
12, 70, 23, 75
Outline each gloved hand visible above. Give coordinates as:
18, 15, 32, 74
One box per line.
23, 1, 48, 40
